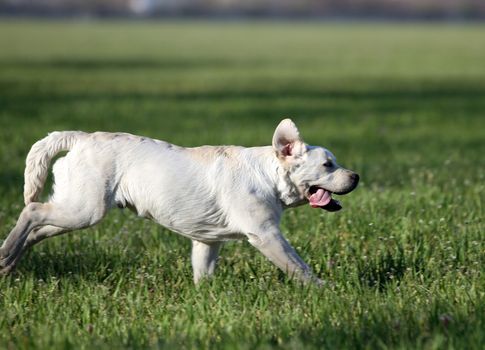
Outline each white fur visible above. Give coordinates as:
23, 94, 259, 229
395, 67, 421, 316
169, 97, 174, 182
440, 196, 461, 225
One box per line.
0, 119, 358, 284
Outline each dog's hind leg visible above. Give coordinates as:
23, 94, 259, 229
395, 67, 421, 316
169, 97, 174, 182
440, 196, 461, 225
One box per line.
191, 240, 222, 284
1, 203, 52, 271
0, 225, 66, 274
24, 225, 67, 249
0, 201, 107, 274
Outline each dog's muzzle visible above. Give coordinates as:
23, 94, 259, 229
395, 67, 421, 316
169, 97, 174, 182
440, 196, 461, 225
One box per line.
333, 172, 360, 195
307, 172, 359, 212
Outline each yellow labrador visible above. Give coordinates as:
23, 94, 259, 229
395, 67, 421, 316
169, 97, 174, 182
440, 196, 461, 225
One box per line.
0, 119, 359, 284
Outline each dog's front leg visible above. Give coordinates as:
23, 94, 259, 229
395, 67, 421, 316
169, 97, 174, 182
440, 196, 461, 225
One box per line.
191, 240, 222, 284
247, 229, 322, 285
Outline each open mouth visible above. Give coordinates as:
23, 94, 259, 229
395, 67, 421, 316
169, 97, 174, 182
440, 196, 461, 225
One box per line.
308, 186, 342, 212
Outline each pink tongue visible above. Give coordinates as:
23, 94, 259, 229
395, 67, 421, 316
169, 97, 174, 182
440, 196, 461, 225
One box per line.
309, 188, 332, 208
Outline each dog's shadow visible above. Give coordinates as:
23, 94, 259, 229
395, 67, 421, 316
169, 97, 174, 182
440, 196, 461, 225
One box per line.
12, 239, 190, 283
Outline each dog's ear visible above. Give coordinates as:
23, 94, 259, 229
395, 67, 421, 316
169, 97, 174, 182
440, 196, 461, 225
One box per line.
272, 119, 305, 158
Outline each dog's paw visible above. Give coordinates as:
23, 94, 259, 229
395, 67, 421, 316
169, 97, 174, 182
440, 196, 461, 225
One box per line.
0, 264, 14, 276
0, 250, 15, 275
0, 257, 13, 275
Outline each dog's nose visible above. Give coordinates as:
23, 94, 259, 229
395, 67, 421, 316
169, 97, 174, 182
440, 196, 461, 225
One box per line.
351, 173, 360, 185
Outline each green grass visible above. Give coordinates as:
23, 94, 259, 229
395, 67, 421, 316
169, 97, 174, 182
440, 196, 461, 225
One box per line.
0, 20, 484, 349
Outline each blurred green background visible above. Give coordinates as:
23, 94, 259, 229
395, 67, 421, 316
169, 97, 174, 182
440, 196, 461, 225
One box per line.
0, 21, 484, 349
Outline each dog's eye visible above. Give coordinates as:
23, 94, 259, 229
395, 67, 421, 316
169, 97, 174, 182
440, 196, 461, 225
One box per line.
323, 161, 333, 168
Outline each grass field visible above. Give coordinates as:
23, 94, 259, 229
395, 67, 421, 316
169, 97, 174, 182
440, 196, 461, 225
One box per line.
0, 20, 484, 349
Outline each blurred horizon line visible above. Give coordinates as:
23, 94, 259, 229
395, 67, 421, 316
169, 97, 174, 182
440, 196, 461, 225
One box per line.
1, 0, 485, 21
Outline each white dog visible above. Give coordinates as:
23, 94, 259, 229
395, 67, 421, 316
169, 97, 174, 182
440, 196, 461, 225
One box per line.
0, 119, 358, 284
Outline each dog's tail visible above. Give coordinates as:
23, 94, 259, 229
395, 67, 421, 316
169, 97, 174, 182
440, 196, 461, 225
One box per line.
23, 131, 86, 205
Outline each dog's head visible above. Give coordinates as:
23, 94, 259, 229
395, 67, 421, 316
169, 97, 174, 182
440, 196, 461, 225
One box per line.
273, 119, 359, 211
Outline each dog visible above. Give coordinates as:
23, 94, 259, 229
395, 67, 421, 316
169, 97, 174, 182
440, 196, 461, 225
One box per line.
0, 119, 359, 284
